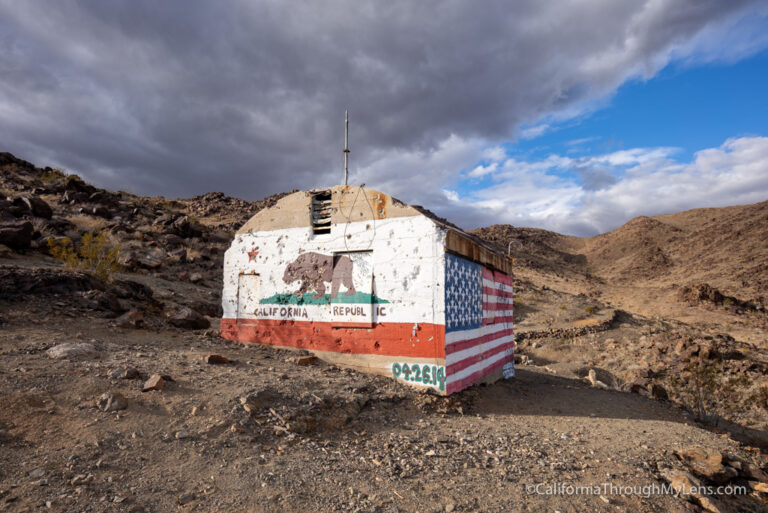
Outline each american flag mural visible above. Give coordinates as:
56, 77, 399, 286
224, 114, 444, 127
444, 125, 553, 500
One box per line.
445, 253, 515, 394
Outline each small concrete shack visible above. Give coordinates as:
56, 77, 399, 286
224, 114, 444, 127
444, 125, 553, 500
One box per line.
221, 186, 514, 394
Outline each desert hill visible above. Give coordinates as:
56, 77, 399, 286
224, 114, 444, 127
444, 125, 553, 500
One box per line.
472, 200, 768, 340
473, 200, 768, 296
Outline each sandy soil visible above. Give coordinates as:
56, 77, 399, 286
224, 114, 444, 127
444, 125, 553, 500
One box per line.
0, 311, 765, 513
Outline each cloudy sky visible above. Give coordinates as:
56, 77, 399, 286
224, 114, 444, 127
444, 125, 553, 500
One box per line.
1, 1, 767, 236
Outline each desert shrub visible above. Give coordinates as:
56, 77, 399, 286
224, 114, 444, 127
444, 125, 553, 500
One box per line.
584, 306, 596, 314
669, 359, 719, 424
48, 232, 121, 281
559, 304, 567, 310
748, 385, 768, 412
66, 214, 109, 233
40, 168, 67, 182
668, 358, 753, 426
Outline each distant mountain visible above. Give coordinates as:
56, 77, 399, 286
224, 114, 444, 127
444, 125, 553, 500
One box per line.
472, 200, 768, 299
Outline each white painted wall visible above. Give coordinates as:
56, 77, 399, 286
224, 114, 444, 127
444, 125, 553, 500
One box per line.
222, 215, 446, 325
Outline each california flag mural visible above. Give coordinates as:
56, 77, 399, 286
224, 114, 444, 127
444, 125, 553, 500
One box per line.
221, 185, 514, 395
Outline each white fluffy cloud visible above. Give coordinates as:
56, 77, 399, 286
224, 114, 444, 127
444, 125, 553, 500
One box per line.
430, 136, 768, 236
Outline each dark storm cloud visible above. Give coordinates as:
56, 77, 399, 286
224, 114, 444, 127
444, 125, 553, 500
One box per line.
574, 166, 618, 191
0, 0, 761, 213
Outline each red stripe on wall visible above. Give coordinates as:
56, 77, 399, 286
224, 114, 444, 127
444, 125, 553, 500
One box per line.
493, 272, 515, 286
446, 353, 512, 395
482, 286, 514, 297
446, 340, 514, 374
483, 315, 514, 325
220, 318, 445, 359
482, 301, 514, 311
445, 327, 515, 354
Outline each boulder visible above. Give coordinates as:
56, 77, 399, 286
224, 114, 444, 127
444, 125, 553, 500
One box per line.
170, 215, 203, 238
650, 383, 668, 400
0, 199, 15, 219
78, 290, 124, 313
295, 355, 317, 366
168, 307, 210, 330
741, 462, 768, 482
62, 190, 89, 204
96, 392, 128, 412
240, 388, 284, 414
9, 197, 31, 216
116, 310, 145, 328
675, 447, 737, 485
167, 247, 187, 264
110, 366, 141, 379
142, 374, 165, 392
203, 354, 229, 365
88, 205, 113, 219
18, 196, 52, 219
659, 468, 703, 498
64, 176, 96, 195
137, 248, 165, 269
40, 218, 75, 234
0, 221, 33, 249
153, 213, 177, 226
47, 343, 97, 360
88, 191, 118, 206
160, 233, 185, 247
109, 279, 154, 301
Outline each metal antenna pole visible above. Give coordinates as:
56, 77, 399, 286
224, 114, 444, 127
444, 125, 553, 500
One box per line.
343, 110, 349, 185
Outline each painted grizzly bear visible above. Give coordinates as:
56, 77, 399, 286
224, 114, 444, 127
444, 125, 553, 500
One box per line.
282, 252, 356, 300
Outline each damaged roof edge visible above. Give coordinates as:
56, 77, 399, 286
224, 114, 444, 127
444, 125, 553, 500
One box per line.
235, 186, 514, 275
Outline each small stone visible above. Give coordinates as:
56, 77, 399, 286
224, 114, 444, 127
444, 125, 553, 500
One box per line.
675, 447, 733, 484
177, 493, 195, 505
175, 430, 189, 440
116, 310, 145, 329
203, 354, 229, 365
697, 495, 725, 513
295, 355, 317, 366
70, 474, 88, 485
110, 366, 141, 380
742, 462, 768, 482
189, 273, 203, 283
660, 467, 703, 497
445, 503, 455, 512
29, 469, 45, 479
96, 392, 128, 412
142, 374, 165, 392
46, 343, 96, 360
168, 307, 210, 330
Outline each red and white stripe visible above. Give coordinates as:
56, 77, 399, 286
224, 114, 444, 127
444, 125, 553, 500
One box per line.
445, 268, 514, 394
